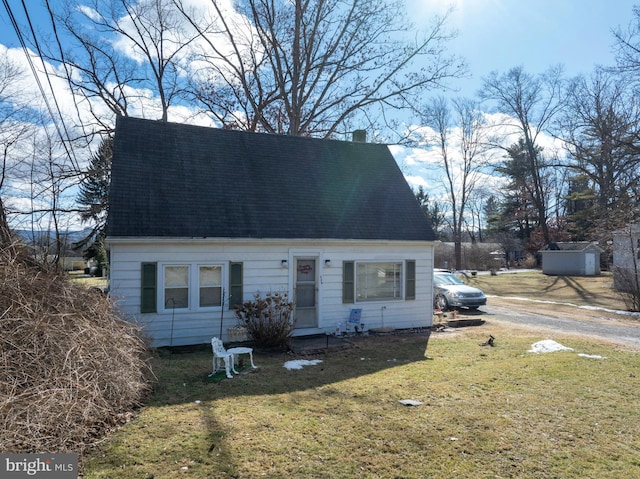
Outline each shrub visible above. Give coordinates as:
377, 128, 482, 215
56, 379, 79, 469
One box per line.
234, 292, 295, 348
613, 265, 640, 312
0, 245, 151, 454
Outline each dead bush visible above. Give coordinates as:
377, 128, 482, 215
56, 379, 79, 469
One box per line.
234, 291, 295, 348
0, 246, 151, 454
613, 265, 640, 312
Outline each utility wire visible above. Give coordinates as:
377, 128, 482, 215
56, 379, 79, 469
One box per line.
20, 0, 81, 172
44, 0, 96, 151
2, 0, 81, 172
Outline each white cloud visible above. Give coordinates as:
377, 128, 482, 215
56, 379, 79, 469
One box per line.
404, 175, 429, 189
75, 5, 102, 22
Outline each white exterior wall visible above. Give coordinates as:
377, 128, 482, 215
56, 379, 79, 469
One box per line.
108, 238, 436, 346
612, 227, 640, 291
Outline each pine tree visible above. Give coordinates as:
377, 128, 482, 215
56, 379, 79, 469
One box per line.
75, 137, 112, 275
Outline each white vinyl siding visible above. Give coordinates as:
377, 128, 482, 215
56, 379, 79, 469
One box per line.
108, 239, 435, 346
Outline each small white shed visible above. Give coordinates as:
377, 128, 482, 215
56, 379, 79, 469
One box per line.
539, 242, 603, 276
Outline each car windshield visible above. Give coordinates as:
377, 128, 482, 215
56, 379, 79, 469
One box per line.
434, 273, 465, 286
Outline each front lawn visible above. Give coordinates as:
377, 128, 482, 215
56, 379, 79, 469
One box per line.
467, 270, 627, 311
83, 325, 640, 478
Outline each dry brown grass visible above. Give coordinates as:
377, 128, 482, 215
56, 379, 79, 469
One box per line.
83, 328, 640, 479
0, 245, 151, 454
467, 270, 627, 310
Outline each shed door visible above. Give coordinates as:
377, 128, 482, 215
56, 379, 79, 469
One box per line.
294, 257, 318, 328
585, 252, 596, 276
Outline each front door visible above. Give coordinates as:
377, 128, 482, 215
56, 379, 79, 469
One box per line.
294, 258, 318, 328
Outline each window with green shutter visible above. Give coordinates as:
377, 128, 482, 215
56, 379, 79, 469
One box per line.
405, 260, 416, 300
343, 261, 355, 303
229, 262, 243, 308
141, 262, 157, 313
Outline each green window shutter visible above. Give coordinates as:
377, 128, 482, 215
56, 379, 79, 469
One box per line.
405, 260, 416, 300
229, 262, 243, 308
343, 261, 355, 303
141, 262, 157, 313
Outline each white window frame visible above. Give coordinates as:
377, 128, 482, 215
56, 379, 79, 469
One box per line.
355, 261, 404, 302
198, 264, 223, 309
163, 264, 190, 310
161, 263, 225, 312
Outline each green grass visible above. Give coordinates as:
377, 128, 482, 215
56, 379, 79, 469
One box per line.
83, 327, 640, 479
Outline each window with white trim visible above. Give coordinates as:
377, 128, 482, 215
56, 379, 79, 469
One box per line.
199, 265, 222, 307
356, 262, 403, 301
164, 265, 189, 309
162, 263, 224, 311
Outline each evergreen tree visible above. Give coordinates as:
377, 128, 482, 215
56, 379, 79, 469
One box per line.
75, 137, 112, 275
564, 174, 596, 240
414, 186, 446, 238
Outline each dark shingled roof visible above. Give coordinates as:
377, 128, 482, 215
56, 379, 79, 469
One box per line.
107, 116, 436, 241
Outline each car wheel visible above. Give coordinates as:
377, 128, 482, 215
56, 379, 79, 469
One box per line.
434, 294, 449, 311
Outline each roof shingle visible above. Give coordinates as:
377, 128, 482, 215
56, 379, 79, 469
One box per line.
107, 116, 436, 241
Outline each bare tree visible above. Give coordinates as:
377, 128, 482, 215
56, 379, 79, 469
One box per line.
480, 66, 565, 246
613, 6, 640, 77
422, 96, 489, 270
0, 51, 37, 248
49, 0, 197, 131
19, 126, 77, 266
559, 69, 640, 239
612, 223, 640, 312
176, 0, 465, 137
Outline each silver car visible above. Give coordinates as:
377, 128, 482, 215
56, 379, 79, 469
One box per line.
433, 271, 487, 311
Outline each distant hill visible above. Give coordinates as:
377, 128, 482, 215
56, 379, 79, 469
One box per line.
13, 228, 94, 247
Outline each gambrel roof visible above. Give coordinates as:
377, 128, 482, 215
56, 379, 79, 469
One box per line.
107, 116, 436, 241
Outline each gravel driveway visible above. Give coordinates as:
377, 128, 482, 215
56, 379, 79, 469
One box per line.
480, 296, 640, 349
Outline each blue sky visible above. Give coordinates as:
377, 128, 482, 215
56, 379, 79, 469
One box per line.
0, 1, 636, 105
2, 1, 637, 91
411, 0, 638, 97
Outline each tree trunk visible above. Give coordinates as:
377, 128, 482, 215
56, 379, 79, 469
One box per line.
0, 197, 12, 248
454, 238, 462, 271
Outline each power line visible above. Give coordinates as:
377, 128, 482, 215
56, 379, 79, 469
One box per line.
45, 0, 96, 149
1, 0, 81, 172
19, 0, 81, 172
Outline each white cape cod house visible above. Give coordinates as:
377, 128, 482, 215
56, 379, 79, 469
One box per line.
106, 116, 437, 346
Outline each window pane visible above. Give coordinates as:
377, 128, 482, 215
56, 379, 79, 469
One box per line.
199, 266, 222, 307
165, 266, 188, 287
165, 288, 188, 308
297, 284, 315, 308
296, 259, 316, 281
200, 287, 222, 307
200, 266, 222, 286
356, 263, 402, 301
164, 266, 189, 309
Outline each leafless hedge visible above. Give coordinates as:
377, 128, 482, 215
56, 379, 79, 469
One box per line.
234, 291, 295, 348
613, 265, 640, 312
0, 245, 151, 454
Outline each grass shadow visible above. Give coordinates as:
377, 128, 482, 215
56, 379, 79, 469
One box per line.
147, 331, 433, 407
84, 332, 433, 476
